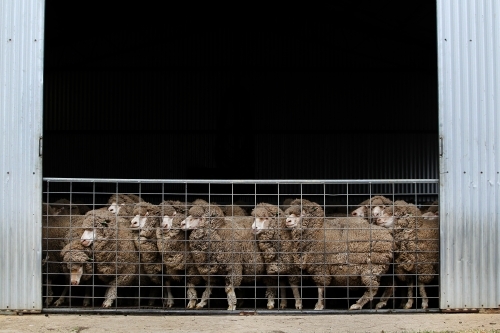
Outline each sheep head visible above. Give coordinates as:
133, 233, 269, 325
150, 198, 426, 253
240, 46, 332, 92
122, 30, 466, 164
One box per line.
159, 214, 186, 238
61, 240, 93, 286
80, 210, 116, 247
250, 203, 283, 235
285, 199, 324, 229
375, 200, 422, 229
107, 193, 142, 215
159, 201, 181, 229
131, 202, 161, 239
181, 202, 224, 230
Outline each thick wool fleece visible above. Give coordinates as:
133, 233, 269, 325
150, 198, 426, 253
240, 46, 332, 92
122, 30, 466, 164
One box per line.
250, 203, 300, 280
188, 204, 265, 287
159, 200, 191, 215
131, 202, 163, 285
384, 200, 439, 283
60, 239, 94, 282
81, 210, 139, 307
285, 199, 394, 309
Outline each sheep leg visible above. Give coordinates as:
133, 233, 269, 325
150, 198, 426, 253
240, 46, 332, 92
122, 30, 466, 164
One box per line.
375, 285, 394, 309
225, 284, 237, 311
44, 277, 54, 306
418, 282, 429, 309
314, 286, 325, 310
290, 283, 303, 309
403, 279, 415, 309
102, 285, 118, 308
350, 274, 380, 310
195, 284, 212, 309
265, 286, 277, 310
162, 280, 174, 308
279, 286, 287, 309
186, 282, 198, 309
53, 285, 69, 307
82, 285, 92, 307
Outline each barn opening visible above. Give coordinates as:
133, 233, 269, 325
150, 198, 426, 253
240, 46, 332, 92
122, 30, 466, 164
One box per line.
42, 2, 440, 313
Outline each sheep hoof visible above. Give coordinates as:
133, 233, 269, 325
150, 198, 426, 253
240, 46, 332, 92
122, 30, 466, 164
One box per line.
404, 302, 413, 309
349, 304, 362, 310
267, 302, 275, 310
53, 298, 65, 307
82, 300, 91, 307
421, 302, 429, 309
375, 302, 386, 309
279, 301, 287, 309
195, 302, 206, 309
295, 302, 303, 310
163, 299, 174, 308
186, 300, 197, 309
227, 305, 236, 311
314, 303, 324, 310
102, 300, 113, 308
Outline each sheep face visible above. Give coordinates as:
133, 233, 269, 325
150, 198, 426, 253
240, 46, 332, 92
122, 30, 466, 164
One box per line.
285, 211, 303, 229
351, 206, 366, 217
108, 202, 123, 214
372, 205, 384, 218
161, 214, 175, 229
68, 264, 84, 285
130, 212, 148, 229
80, 229, 96, 247
375, 210, 395, 228
180, 215, 204, 230
251, 215, 270, 235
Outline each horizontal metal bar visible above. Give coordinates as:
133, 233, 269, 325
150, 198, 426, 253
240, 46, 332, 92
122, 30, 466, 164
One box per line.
43, 178, 439, 184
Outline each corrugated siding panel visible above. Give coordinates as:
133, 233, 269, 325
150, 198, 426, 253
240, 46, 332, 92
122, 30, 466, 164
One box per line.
437, 0, 500, 309
0, 0, 44, 311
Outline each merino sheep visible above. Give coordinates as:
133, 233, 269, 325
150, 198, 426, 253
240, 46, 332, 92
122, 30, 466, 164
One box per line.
220, 204, 248, 217
129, 201, 165, 307
156, 210, 205, 309
60, 239, 95, 307
106, 193, 144, 217
374, 200, 439, 309
80, 209, 139, 308
284, 199, 394, 310
250, 203, 303, 309
351, 195, 393, 221
42, 202, 86, 306
181, 201, 268, 311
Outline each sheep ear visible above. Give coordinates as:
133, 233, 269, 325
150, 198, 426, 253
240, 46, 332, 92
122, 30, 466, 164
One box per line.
301, 209, 307, 216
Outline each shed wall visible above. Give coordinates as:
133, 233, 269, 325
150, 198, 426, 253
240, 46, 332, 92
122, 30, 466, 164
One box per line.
0, 0, 45, 311
437, 0, 500, 309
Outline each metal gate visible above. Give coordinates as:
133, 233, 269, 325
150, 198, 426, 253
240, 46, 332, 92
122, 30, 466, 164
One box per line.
42, 178, 439, 314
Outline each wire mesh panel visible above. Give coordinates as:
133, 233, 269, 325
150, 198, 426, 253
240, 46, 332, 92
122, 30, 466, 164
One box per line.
42, 178, 439, 314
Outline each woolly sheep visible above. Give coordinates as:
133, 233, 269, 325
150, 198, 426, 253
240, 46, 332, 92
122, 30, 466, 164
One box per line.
80, 209, 139, 308
156, 210, 205, 309
42, 202, 85, 306
284, 199, 394, 310
374, 200, 439, 309
351, 195, 393, 221
250, 203, 303, 309
181, 201, 268, 311
158, 200, 192, 231
107, 193, 144, 217
130, 201, 165, 307
60, 239, 95, 307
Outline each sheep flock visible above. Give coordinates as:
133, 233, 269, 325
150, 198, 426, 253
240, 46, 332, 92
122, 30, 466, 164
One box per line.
42, 194, 439, 311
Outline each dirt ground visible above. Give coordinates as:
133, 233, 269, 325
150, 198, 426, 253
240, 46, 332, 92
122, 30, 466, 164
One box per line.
1, 311, 500, 333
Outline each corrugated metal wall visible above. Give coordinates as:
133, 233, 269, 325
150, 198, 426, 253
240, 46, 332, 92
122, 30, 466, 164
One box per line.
437, 0, 500, 309
0, 0, 45, 311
